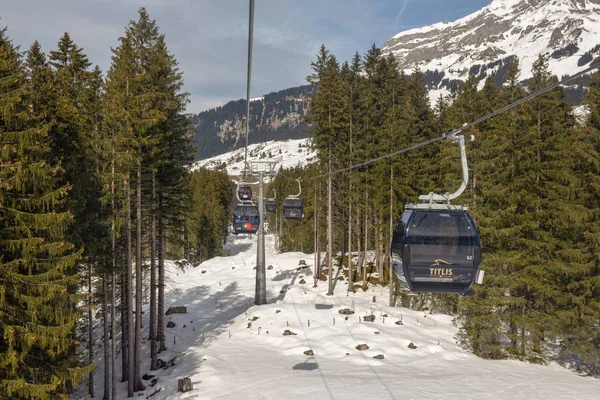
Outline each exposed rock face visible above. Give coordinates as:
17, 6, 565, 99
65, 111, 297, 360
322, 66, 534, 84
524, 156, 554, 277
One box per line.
191, 85, 315, 160
385, 0, 600, 70
193, 0, 600, 166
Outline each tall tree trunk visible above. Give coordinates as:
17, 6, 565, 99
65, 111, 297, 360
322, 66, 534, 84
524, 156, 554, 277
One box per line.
389, 166, 394, 306
119, 241, 129, 382
521, 304, 526, 356
103, 273, 110, 400
313, 184, 318, 287
158, 193, 167, 352
88, 263, 94, 398
357, 205, 361, 283
375, 215, 382, 280
126, 178, 134, 398
120, 242, 128, 383
327, 153, 333, 296
134, 160, 145, 391
110, 133, 117, 400
150, 172, 158, 370
326, 107, 334, 296
111, 270, 117, 400
347, 99, 354, 293
363, 192, 368, 290
316, 181, 322, 280
347, 202, 353, 292
510, 311, 518, 354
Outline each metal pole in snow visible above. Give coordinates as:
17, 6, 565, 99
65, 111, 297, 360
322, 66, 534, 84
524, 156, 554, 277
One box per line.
244, 0, 254, 176
255, 170, 266, 305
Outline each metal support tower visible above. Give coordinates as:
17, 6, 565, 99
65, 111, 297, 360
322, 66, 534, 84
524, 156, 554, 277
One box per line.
251, 161, 276, 305
255, 170, 266, 304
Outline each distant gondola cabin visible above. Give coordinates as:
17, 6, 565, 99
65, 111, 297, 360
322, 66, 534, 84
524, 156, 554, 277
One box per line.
232, 204, 259, 234
238, 185, 252, 201
283, 198, 303, 220
265, 199, 276, 213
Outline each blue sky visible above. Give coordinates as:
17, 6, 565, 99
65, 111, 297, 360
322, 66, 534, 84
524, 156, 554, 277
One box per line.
1, 0, 492, 114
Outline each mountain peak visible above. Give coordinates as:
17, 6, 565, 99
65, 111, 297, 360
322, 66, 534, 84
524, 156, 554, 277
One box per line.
383, 0, 600, 95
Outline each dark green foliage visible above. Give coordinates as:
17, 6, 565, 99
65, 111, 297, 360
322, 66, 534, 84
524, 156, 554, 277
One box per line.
279, 45, 600, 374
188, 169, 231, 262
268, 165, 321, 253
0, 28, 90, 400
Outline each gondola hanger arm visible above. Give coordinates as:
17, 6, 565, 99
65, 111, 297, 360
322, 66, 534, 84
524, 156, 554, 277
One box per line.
419, 133, 473, 205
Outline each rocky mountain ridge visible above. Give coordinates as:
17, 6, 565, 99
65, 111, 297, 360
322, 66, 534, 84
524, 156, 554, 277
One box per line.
192, 0, 600, 161
383, 0, 600, 102
191, 85, 314, 160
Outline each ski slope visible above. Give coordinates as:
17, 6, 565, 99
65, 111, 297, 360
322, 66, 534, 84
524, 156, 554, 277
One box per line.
93, 233, 599, 399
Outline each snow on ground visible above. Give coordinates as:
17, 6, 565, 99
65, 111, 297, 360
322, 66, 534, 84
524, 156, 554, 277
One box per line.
94, 233, 599, 400
191, 138, 315, 176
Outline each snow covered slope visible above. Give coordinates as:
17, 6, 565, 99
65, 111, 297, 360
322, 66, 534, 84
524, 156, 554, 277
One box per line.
384, 0, 600, 102
191, 138, 315, 176
91, 234, 599, 399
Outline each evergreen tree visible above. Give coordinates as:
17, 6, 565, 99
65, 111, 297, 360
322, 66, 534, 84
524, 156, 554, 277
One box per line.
0, 28, 90, 400
188, 169, 231, 262
560, 61, 600, 371
102, 8, 194, 394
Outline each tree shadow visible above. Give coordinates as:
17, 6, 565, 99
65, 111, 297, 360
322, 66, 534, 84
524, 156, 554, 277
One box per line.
271, 267, 310, 302
225, 239, 253, 256
138, 281, 253, 398
330, 265, 344, 292
292, 357, 320, 371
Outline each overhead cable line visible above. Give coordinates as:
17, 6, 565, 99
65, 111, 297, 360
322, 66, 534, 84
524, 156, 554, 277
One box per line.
243, 0, 254, 176
295, 61, 600, 183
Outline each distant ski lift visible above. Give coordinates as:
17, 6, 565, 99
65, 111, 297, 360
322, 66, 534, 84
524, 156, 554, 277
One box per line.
283, 179, 303, 221
238, 185, 252, 201
283, 198, 303, 220
265, 189, 276, 213
232, 203, 259, 234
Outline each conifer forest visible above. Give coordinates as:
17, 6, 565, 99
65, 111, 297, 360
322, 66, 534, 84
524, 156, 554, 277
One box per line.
0, 7, 599, 400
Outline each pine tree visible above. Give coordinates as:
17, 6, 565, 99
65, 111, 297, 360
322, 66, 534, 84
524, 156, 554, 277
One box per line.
103, 28, 138, 396
558, 61, 600, 371
102, 9, 194, 394
0, 28, 90, 400
458, 57, 529, 359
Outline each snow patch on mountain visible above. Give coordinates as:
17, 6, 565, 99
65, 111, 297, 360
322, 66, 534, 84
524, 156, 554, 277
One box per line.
191, 138, 315, 176
385, 0, 600, 91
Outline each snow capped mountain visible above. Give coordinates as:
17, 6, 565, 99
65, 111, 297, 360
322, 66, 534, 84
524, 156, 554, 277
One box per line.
191, 138, 315, 176
384, 0, 600, 102
194, 0, 600, 166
